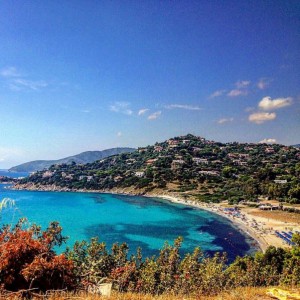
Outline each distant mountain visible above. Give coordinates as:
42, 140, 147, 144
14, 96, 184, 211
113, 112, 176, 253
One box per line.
9, 148, 136, 172
292, 144, 300, 148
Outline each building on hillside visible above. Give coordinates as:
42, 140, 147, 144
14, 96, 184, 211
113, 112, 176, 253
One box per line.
135, 171, 145, 178
182, 139, 191, 144
265, 147, 275, 154
61, 172, 74, 179
154, 146, 163, 152
171, 160, 185, 170
79, 175, 93, 181
42, 171, 54, 178
126, 159, 136, 165
205, 140, 215, 144
114, 176, 123, 182
232, 160, 248, 166
239, 153, 250, 159
192, 147, 201, 153
228, 153, 238, 159
259, 204, 279, 210
199, 170, 220, 176
274, 179, 287, 184
146, 159, 157, 165
168, 139, 179, 145
211, 160, 223, 164
168, 144, 179, 149
244, 146, 254, 151
193, 157, 209, 164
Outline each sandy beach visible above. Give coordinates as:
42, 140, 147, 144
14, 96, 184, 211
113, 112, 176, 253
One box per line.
152, 194, 300, 252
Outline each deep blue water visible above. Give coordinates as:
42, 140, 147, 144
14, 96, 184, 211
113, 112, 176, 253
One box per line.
0, 184, 259, 262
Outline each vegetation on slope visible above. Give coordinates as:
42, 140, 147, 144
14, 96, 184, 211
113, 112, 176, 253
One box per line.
20, 134, 300, 204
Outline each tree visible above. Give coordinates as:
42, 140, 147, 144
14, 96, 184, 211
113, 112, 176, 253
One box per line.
288, 185, 300, 201
222, 166, 236, 178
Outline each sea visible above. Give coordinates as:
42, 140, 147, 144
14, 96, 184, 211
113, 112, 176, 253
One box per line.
0, 169, 30, 178
0, 170, 259, 262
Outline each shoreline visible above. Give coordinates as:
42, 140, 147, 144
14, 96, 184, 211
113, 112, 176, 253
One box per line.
152, 195, 268, 252
12, 183, 300, 252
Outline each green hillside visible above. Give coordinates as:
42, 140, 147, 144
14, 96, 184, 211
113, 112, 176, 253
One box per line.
19, 134, 300, 204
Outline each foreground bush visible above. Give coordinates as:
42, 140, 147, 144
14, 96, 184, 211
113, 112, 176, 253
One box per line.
0, 219, 76, 291
67, 235, 300, 296
1, 220, 300, 296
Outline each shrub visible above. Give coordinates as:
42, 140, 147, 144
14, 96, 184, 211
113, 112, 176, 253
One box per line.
0, 219, 76, 292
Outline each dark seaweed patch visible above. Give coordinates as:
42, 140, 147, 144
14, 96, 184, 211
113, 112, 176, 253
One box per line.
181, 207, 194, 211
90, 195, 106, 204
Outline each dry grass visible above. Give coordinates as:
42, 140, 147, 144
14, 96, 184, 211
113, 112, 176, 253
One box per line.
0, 287, 282, 300
249, 210, 300, 224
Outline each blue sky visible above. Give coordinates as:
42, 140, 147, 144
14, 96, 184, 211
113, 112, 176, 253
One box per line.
0, 1, 299, 168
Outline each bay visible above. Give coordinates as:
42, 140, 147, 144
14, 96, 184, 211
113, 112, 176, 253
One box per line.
0, 184, 259, 262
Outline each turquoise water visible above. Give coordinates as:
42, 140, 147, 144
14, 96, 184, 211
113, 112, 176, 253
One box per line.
0, 184, 259, 262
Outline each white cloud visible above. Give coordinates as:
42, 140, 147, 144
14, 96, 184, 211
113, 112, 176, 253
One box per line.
258, 96, 293, 111
109, 102, 133, 115
227, 89, 248, 97
117, 132, 122, 137
0, 66, 21, 77
259, 138, 277, 144
218, 117, 234, 124
164, 104, 201, 110
235, 80, 250, 88
10, 78, 48, 91
257, 78, 272, 90
138, 108, 149, 116
248, 112, 276, 124
0, 66, 50, 92
209, 90, 226, 98
210, 80, 249, 99
148, 111, 161, 120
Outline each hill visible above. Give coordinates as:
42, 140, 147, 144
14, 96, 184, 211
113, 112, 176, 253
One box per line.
17, 134, 300, 204
9, 148, 135, 172
292, 144, 300, 148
